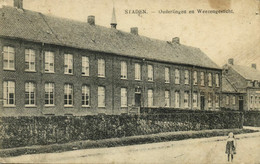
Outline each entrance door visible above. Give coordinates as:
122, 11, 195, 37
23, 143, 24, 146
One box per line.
239, 96, 243, 111
135, 93, 141, 107
200, 96, 205, 110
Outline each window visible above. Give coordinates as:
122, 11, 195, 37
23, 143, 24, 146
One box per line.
121, 88, 127, 107
82, 85, 90, 106
98, 86, 105, 107
255, 96, 258, 108
165, 90, 170, 107
64, 54, 73, 74
193, 71, 197, 85
148, 89, 153, 107
200, 72, 205, 86
135, 63, 141, 80
232, 96, 236, 105
25, 82, 36, 106
3, 81, 15, 106
82, 56, 89, 76
184, 70, 189, 85
45, 83, 54, 106
175, 91, 180, 108
175, 69, 180, 84
25, 49, 36, 71
226, 95, 230, 105
215, 95, 220, 108
98, 59, 105, 77
250, 95, 253, 109
216, 74, 220, 87
184, 91, 189, 108
193, 92, 198, 108
121, 61, 127, 79
208, 73, 212, 87
44, 51, 54, 73
165, 67, 170, 83
148, 65, 154, 81
208, 93, 212, 108
64, 84, 73, 106
3, 46, 15, 70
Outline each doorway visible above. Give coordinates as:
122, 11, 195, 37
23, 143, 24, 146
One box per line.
239, 96, 244, 111
135, 87, 142, 107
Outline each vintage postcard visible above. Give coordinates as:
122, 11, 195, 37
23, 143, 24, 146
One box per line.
0, 0, 259, 163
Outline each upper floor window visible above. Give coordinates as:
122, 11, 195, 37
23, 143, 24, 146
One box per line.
98, 59, 105, 77
165, 90, 170, 107
215, 74, 220, 87
165, 67, 170, 83
148, 65, 154, 81
215, 94, 220, 108
82, 56, 89, 76
44, 51, 54, 73
98, 86, 105, 107
64, 54, 73, 74
184, 91, 189, 108
175, 69, 180, 84
175, 91, 180, 108
208, 73, 212, 87
3, 46, 15, 70
25, 49, 36, 72
135, 63, 141, 80
193, 71, 198, 85
45, 83, 54, 106
64, 84, 73, 106
3, 81, 15, 106
200, 72, 205, 86
184, 70, 189, 85
25, 82, 36, 106
193, 92, 198, 108
148, 89, 154, 107
121, 88, 128, 107
82, 85, 90, 107
121, 61, 127, 79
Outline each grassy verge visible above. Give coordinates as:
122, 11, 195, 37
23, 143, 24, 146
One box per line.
0, 128, 257, 157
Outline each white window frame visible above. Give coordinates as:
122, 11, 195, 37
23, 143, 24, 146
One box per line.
208, 73, 212, 87
148, 65, 154, 81
165, 90, 170, 107
200, 72, 205, 86
232, 96, 236, 105
175, 91, 180, 108
148, 89, 154, 107
175, 69, 180, 84
82, 85, 90, 107
45, 83, 54, 106
165, 67, 170, 83
64, 84, 73, 106
226, 95, 230, 105
98, 59, 105, 77
64, 54, 73, 74
121, 88, 128, 107
121, 61, 127, 79
44, 51, 54, 73
184, 70, 189, 85
25, 49, 36, 72
25, 82, 36, 106
215, 95, 220, 108
193, 92, 198, 108
216, 74, 220, 87
3, 46, 15, 70
82, 56, 89, 76
193, 71, 198, 85
135, 63, 141, 80
98, 86, 106, 107
3, 81, 15, 106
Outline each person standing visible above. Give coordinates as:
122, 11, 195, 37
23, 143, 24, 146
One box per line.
225, 132, 237, 162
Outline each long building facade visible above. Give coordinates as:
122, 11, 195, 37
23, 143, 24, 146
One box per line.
0, 3, 223, 116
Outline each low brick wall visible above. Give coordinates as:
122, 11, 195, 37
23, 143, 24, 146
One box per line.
0, 111, 243, 149
244, 111, 260, 127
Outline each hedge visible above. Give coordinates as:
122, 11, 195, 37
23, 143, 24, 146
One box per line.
244, 111, 260, 127
0, 111, 243, 149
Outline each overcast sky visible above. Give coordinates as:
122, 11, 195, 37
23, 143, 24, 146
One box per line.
1, 0, 260, 69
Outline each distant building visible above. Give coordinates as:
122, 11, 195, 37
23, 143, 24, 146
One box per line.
0, 1, 222, 116
223, 58, 260, 111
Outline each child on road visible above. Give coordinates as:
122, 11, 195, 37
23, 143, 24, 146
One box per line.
225, 132, 237, 162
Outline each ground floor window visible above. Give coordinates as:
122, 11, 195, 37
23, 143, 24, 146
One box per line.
165, 90, 170, 107
148, 89, 153, 107
25, 82, 36, 106
208, 93, 212, 108
184, 91, 189, 108
3, 81, 15, 106
45, 83, 54, 106
175, 91, 180, 108
82, 85, 90, 106
193, 92, 198, 108
98, 86, 105, 107
215, 94, 220, 108
121, 88, 127, 107
64, 84, 73, 106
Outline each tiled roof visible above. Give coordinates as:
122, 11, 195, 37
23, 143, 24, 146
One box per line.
231, 65, 260, 81
0, 6, 220, 69
222, 76, 237, 93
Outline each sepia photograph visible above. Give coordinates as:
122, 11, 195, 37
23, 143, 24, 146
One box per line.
0, 0, 259, 163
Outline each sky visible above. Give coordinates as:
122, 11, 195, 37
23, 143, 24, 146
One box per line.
1, 0, 260, 69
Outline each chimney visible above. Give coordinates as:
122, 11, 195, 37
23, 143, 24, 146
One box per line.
87, 15, 95, 25
130, 27, 138, 35
252, 63, 256, 69
14, 0, 23, 9
172, 37, 180, 44
228, 58, 234, 65
110, 7, 117, 29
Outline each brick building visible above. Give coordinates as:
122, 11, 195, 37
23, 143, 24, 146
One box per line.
0, 2, 222, 116
223, 58, 260, 111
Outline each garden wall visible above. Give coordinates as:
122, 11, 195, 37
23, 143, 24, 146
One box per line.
0, 110, 243, 149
